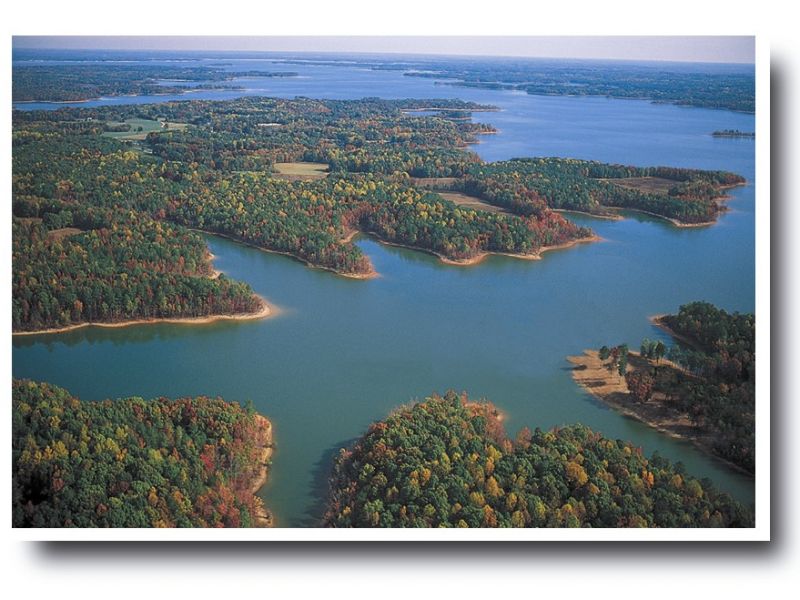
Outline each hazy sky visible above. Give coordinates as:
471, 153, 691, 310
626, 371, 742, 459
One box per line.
13, 36, 755, 64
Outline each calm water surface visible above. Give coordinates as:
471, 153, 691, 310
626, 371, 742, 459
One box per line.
12, 57, 756, 525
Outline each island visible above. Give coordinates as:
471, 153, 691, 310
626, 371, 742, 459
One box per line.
712, 129, 756, 138
323, 391, 753, 528
12, 380, 274, 527
13, 96, 744, 333
568, 302, 754, 474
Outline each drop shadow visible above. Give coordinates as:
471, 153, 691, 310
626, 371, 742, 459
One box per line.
768, 57, 787, 547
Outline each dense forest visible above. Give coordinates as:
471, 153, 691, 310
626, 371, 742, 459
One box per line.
13, 95, 741, 331
458, 159, 745, 224
12, 213, 262, 332
324, 392, 753, 528
12, 380, 273, 527
657, 302, 756, 472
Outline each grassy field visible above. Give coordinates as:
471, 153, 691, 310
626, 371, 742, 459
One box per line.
410, 176, 461, 189
437, 191, 510, 214
272, 162, 330, 180
102, 119, 187, 141
600, 176, 677, 195
46, 227, 83, 242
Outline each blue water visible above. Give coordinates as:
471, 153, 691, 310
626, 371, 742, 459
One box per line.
12, 55, 755, 526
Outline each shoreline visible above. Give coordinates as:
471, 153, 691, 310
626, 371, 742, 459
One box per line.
554, 208, 623, 221
400, 106, 500, 113
207, 227, 599, 280
249, 414, 275, 528
567, 349, 752, 477
201, 229, 379, 280
605, 180, 746, 228
608, 206, 719, 228
649, 314, 706, 351
367, 232, 602, 268
14, 236, 278, 336
12, 295, 276, 337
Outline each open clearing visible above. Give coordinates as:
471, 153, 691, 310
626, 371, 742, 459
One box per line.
272, 162, 330, 180
45, 227, 83, 242
410, 176, 461, 188
102, 119, 187, 141
437, 191, 510, 214
598, 176, 677, 195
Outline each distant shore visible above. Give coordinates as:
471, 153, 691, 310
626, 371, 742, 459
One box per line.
14, 98, 93, 105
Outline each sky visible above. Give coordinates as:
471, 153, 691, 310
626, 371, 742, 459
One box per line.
12, 36, 755, 64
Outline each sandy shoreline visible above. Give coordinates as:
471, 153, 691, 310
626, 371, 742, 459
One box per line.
567, 349, 751, 477
606, 181, 746, 228
607, 206, 720, 228
201, 229, 379, 280
400, 106, 500, 113
249, 414, 275, 528
554, 208, 623, 221
568, 349, 698, 443
370, 233, 602, 268
13, 296, 275, 337
210, 227, 598, 279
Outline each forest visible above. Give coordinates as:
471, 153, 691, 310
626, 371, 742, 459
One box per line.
658, 302, 755, 472
13, 95, 741, 331
458, 159, 744, 224
12, 380, 273, 527
324, 392, 754, 528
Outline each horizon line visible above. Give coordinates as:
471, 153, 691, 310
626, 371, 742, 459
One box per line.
12, 47, 756, 66
11, 36, 756, 65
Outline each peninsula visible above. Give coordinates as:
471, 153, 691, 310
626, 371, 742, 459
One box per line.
568, 302, 755, 474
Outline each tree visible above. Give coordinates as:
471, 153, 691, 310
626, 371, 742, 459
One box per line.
625, 371, 655, 403
654, 341, 666, 364
618, 353, 628, 377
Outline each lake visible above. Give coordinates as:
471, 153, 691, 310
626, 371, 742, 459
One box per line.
12, 56, 756, 526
